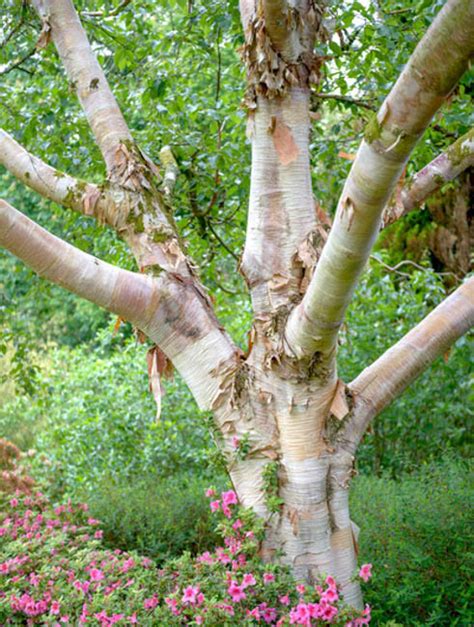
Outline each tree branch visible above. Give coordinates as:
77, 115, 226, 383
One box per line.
339, 276, 474, 453
31, 0, 133, 174
0, 199, 154, 326
0, 199, 240, 411
285, 0, 474, 359
81, 0, 133, 18
382, 128, 474, 228
0, 129, 117, 223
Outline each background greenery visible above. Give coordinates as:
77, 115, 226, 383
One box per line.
1, 0, 473, 624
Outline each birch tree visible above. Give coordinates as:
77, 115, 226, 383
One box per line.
1, 0, 473, 608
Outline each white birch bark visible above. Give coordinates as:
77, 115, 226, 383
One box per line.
31, 0, 132, 174
0, 200, 239, 411
0, 129, 112, 221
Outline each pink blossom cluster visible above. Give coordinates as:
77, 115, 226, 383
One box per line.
0, 485, 374, 625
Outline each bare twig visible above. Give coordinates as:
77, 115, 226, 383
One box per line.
0, 47, 36, 76
312, 92, 376, 111
81, 0, 133, 18
207, 220, 240, 261
370, 255, 461, 282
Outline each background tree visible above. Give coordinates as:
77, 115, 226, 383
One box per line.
0, 0, 473, 610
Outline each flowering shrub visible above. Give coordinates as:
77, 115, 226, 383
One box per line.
0, 481, 372, 625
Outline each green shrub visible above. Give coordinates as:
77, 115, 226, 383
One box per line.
85, 472, 227, 564
0, 332, 219, 495
350, 456, 474, 625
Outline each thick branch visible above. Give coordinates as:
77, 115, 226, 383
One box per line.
382, 128, 474, 227
0, 199, 154, 326
285, 0, 474, 359
31, 0, 132, 173
339, 276, 474, 453
0, 199, 240, 410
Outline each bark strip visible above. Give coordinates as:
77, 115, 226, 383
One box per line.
285, 0, 474, 359
382, 128, 474, 227
340, 276, 474, 453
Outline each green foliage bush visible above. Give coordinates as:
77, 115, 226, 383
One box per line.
85, 472, 225, 564
351, 456, 474, 625
0, 329, 218, 494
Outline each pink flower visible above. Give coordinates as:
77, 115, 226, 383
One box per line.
232, 436, 240, 448
144, 596, 158, 610
323, 587, 339, 603
9, 498, 18, 507
50, 601, 60, 615
182, 585, 200, 605
219, 603, 235, 616
232, 519, 243, 530
296, 583, 305, 595
197, 551, 214, 565
210, 500, 220, 512
121, 557, 135, 573
89, 568, 104, 581
263, 572, 275, 584
359, 563, 372, 582
279, 595, 290, 606
94, 530, 103, 539
289, 602, 310, 624
87, 517, 100, 526
195, 616, 203, 625
216, 547, 231, 564
205, 488, 215, 498
228, 580, 246, 602
242, 573, 256, 588
222, 505, 232, 518
127, 614, 138, 624
165, 597, 180, 616
247, 607, 260, 620
221, 490, 238, 506
260, 606, 277, 623
322, 604, 338, 621
325, 575, 336, 589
